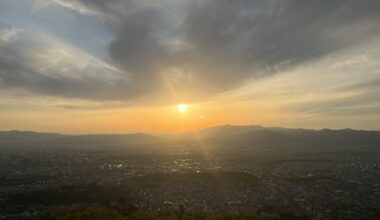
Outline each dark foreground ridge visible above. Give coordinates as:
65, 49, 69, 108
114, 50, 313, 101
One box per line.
26, 205, 310, 220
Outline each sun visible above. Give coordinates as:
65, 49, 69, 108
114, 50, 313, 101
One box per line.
177, 104, 188, 112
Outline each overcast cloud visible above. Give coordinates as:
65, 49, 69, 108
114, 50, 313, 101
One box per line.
0, 0, 380, 103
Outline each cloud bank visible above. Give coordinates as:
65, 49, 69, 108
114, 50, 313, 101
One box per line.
1, 0, 380, 103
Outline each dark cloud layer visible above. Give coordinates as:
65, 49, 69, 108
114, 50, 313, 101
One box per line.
92, 0, 380, 97
1, 0, 380, 102
0, 33, 128, 100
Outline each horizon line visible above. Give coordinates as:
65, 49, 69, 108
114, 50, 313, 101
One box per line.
1, 124, 378, 136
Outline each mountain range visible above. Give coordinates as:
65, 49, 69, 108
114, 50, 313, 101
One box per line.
1, 125, 380, 149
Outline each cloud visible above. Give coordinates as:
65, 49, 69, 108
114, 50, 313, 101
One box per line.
2, 0, 380, 103
0, 29, 131, 100
95, 0, 380, 98
0, 26, 22, 42
36, 0, 135, 21
34, 0, 101, 16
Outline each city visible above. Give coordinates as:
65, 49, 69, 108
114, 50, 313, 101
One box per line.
1, 127, 380, 219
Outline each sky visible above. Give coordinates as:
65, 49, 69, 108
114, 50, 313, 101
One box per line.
0, 0, 380, 133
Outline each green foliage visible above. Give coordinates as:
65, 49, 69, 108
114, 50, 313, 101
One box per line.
27, 207, 123, 220
129, 209, 159, 220
8, 184, 134, 206
192, 210, 208, 220
181, 216, 195, 220
26, 206, 310, 220
159, 208, 177, 220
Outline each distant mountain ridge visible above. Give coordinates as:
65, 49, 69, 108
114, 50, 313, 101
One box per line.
1, 125, 380, 147
0, 130, 162, 146
193, 125, 380, 146
0, 130, 63, 144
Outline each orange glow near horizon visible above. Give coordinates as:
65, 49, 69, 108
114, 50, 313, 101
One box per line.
0, 100, 277, 134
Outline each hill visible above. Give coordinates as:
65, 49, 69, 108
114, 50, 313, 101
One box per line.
0, 131, 163, 147
1, 125, 380, 150
191, 125, 380, 147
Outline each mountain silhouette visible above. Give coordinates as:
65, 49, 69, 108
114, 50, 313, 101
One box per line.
1, 125, 379, 149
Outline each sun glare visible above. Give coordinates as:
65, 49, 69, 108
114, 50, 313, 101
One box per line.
177, 104, 188, 112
